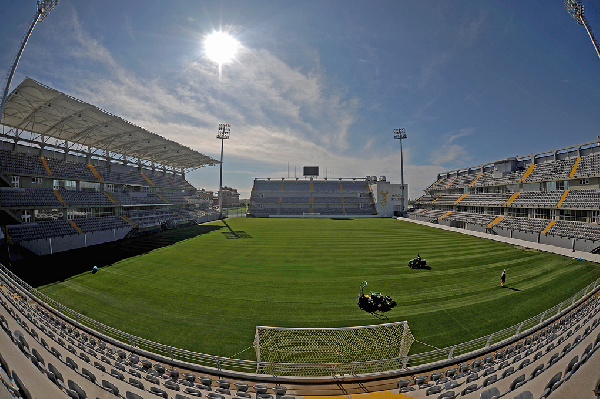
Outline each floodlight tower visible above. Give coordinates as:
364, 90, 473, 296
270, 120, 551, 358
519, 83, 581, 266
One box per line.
565, 0, 600, 61
217, 123, 230, 219
393, 128, 407, 217
0, 1, 60, 122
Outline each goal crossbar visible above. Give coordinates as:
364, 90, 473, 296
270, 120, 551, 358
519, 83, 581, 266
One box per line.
254, 321, 414, 366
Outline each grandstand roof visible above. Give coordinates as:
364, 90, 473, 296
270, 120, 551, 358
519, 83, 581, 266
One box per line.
0, 78, 218, 170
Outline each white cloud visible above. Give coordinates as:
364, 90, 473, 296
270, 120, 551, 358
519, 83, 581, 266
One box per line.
429, 128, 474, 167
25, 7, 443, 199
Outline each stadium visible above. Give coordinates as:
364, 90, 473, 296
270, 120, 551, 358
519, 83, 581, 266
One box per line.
1, 1, 600, 399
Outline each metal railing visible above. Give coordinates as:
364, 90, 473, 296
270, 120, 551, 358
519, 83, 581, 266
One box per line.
0, 262, 598, 380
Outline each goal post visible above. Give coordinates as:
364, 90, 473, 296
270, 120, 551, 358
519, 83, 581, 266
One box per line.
253, 321, 414, 366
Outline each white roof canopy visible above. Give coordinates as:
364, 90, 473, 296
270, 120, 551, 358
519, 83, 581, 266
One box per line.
0, 78, 218, 171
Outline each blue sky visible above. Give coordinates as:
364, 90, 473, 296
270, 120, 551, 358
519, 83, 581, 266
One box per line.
1, 1, 599, 199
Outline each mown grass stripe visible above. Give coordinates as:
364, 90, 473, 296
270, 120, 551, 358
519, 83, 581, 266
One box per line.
38, 218, 600, 360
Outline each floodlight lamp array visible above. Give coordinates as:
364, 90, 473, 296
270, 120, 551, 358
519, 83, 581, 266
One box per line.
37, 0, 60, 22
393, 128, 407, 140
565, 0, 584, 25
217, 123, 230, 140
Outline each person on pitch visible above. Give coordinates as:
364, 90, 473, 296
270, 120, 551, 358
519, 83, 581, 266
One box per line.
501, 269, 506, 287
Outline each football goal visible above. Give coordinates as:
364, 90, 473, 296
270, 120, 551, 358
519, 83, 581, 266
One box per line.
254, 321, 414, 365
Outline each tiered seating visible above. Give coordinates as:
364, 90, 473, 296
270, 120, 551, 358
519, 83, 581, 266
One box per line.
1, 261, 598, 399
110, 192, 166, 206
445, 174, 477, 190
495, 217, 550, 232
158, 192, 188, 204
341, 181, 368, 192
0, 275, 294, 399
94, 166, 149, 186
44, 158, 96, 181
571, 153, 600, 178
561, 189, 600, 208
524, 158, 577, 182
249, 179, 376, 217
0, 150, 47, 176
510, 191, 564, 208
282, 180, 310, 191
71, 216, 130, 233
124, 210, 187, 228
0, 188, 62, 208
395, 297, 600, 399
547, 221, 600, 241
58, 190, 114, 207
460, 193, 513, 207
429, 194, 464, 206
442, 212, 497, 226
6, 220, 76, 242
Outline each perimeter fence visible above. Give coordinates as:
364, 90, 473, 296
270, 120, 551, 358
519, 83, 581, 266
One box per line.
0, 262, 598, 378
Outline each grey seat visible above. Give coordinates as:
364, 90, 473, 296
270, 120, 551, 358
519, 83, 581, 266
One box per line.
518, 358, 530, 370
438, 391, 457, 399
529, 363, 544, 380
461, 384, 478, 396
482, 374, 497, 387
65, 357, 78, 371
12, 371, 33, 399
512, 391, 534, 399
68, 379, 87, 399
126, 392, 144, 399
254, 384, 268, 394
501, 366, 515, 379
150, 386, 169, 398
425, 385, 442, 396
81, 368, 96, 384
397, 379, 410, 388
430, 371, 442, 382
508, 374, 526, 391
183, 386, 203, 397
564, 355, 579, 380
165, 380, 181, 391
480, 386, 500, 399
129, 378, 144, 390
541, 372, 562, 398
110, 369, 125, 381
102, 380, 120, 396
200, 376, 213, 387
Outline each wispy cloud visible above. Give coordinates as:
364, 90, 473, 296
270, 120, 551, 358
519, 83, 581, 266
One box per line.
22, 5, 442, 198
429, 128, 474, 167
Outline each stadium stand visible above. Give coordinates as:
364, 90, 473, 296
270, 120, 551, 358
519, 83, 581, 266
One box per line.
0, 78, 220, 256
248, 178, 377, 217
412, 140, 600, 253
1, 257, 599, 398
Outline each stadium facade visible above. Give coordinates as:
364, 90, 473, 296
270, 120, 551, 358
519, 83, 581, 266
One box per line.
412, 140, 600, 253
0, 78, 219, 256
247, 176, 407, 218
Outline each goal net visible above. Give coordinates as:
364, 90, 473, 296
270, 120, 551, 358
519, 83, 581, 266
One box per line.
254, 321, 414, 365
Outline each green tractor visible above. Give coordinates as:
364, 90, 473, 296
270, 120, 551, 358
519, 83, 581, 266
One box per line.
357, 281, 396, 316
408, 255, 427, 269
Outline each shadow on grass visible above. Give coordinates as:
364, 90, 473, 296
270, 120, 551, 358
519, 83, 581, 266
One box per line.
221, 219, 252, 239
502, 286, 521, 292
6, 224, 223, 288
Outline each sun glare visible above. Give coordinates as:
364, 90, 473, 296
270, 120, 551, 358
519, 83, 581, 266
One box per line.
204, 31, 239, 65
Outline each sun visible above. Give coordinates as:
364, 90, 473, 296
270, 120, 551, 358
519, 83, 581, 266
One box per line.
204, 31, 239, 65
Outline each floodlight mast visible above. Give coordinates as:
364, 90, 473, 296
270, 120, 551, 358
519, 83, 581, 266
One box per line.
217, 123, 230, 219
393, 128, 407, 217
0, 1, 60, 123
565, 0, 600, 61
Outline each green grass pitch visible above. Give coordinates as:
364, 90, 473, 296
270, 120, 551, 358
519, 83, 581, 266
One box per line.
38, 218, 600, 360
